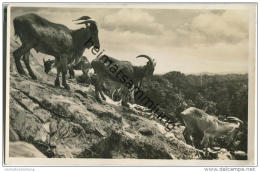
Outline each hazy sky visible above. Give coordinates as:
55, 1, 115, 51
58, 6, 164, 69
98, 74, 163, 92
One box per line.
10, 6, 249, 74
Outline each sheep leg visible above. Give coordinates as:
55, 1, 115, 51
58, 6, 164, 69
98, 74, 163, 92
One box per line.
68, 67, 74, 79
55, 67, 61, 87
22, 51, 37, 80
201, 132, 210, 157
183, 128, 194, 146
193, 132, 204, 149
112, 89, 117, 101
129, 89, 135, 104
100, 91, 106, 101
62, 71, 70, 90
13, 45, 29, 75
98, 78, 106, 101
121, 88, 129, 107
97, 81, 106, 101
94, 80, 100, 102
59, 57, 70, 90
201, 134, 209, 148
121, 100, 129, 107
94, 76, 105, 102
94, 85, 102, 103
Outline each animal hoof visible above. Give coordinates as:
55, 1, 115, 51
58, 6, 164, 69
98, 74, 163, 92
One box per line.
19, 72, 27, 76
63, 84, 70, 90
55, 80, 60, 87
31, 75, 37, 80
121, 101, 129, 107
16, 67, 26, 75
95, 97, 102, 103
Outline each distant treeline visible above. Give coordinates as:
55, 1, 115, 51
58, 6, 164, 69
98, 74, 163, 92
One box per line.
139, 71, 248, 123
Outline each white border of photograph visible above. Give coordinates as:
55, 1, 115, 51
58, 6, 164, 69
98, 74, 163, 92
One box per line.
3, 2, 257, 166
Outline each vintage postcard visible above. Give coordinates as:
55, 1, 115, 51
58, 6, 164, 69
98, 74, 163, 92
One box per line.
4, 3, 257, 166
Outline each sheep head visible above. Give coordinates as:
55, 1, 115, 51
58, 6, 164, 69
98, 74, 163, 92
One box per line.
43, 58, 55, 74
73, 16, 91, 21
225, 116, 244, 125
74, 17, 100, 49
136, 55, 156, 77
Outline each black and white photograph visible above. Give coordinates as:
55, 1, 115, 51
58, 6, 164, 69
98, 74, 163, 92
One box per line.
3, 3, 257, 166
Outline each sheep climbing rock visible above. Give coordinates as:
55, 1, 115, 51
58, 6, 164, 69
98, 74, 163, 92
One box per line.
91, 54, 156, 106
12, 13, 100, 89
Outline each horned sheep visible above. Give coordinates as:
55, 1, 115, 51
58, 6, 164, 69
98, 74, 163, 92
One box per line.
180, 107, 243, 151
91, 54, 156, 106
13, 13, 100, 89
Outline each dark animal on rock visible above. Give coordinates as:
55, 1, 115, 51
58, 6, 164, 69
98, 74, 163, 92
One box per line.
43, 56, 92, 79
91, 54, 156, 106
13, 13, 100, 89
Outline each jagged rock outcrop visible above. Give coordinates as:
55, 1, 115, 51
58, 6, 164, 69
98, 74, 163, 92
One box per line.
9, 72, 204, 159
9, 141, 47, 158
9, 38, 240, 160
8, 38, 205, 159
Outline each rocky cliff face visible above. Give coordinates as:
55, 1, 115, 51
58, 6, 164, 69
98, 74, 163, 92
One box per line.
8, 38, 235, 160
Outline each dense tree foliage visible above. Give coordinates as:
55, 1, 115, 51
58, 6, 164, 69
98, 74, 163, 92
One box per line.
140, 71, 248, 152
104, 70, 248, 152
140, 71, 248, 123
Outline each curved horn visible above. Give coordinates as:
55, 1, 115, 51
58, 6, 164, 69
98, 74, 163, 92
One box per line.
136, 55, 156, 68
136, 54, 153, 62
226, 116, 244, 124
77, 19, 96, 25
73, 16, 91, 21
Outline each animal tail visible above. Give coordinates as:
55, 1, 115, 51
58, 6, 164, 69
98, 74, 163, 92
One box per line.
13, 17, 21, 37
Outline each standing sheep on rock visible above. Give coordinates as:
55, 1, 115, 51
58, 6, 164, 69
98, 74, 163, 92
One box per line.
91, 54, 156, 106
13, 13, 100, 89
